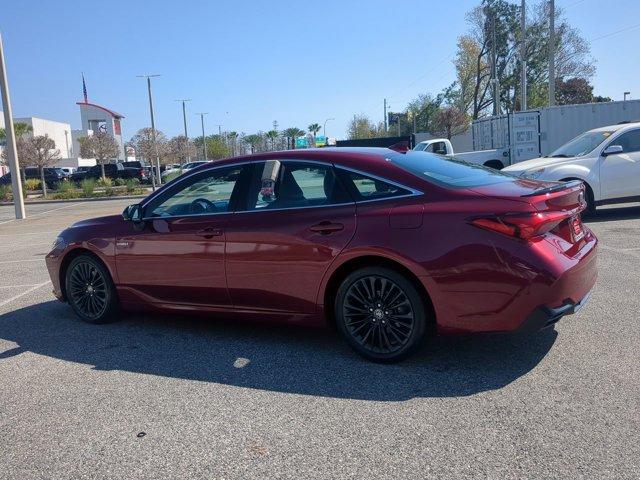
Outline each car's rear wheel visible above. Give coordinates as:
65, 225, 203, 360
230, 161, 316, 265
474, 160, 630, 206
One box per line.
335, 267, 429, 363
66, 254, 118, 324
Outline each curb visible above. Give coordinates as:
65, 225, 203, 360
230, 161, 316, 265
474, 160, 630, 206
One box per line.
0, 194, 147, 207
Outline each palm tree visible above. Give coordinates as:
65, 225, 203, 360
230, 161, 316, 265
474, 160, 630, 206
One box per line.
308, 123, 321, 146
282, 127, 306, 149
265, 130, 279, 151
244, 134, 263, 154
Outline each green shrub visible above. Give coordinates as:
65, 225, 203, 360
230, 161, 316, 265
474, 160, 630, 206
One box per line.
81, 179, 95, 197
24, 178, 42, 191
164, 171, 181, 183
55, 180, 75, 192
97, 177, 113, 188
113, 178, 126, 186
124, 178, 140, 193
0, 184, 12, 201
51, 190, 83, 200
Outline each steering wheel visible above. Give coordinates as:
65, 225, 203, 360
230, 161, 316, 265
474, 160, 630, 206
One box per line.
189, 198, 217, 215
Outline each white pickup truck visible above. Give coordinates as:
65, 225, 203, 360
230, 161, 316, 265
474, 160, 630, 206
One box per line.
412, 138, 508, 170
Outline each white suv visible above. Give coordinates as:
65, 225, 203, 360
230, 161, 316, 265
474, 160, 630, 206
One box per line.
503, 122, 640, 214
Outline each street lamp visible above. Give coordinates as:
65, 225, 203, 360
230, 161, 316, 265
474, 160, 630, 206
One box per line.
624, 92, 631, 101
195, 113, 208, 161
323, 117, 335, 137
175, 99, 191, 163
137, 74, 162, 188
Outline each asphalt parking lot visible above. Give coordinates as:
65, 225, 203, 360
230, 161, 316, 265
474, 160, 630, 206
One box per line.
1, 198, 639, 479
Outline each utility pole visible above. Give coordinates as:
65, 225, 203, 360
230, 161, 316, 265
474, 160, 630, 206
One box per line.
548, 0, 556, 106
383, 98, 388, 132
520, 0, 527, 110
0, 32, 25, 219
196, 113, 208, 161
175, 99, 191, 163
137, 74, 162, 187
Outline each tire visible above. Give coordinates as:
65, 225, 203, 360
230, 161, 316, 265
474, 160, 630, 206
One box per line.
65, 254, 119, 324
583, 183, 597, 217
335, 267, 429, 363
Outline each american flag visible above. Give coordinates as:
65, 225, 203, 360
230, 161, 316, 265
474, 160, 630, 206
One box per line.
82, 73, 88, 102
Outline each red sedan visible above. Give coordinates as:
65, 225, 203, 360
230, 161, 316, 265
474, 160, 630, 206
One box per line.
46, 148, 597, 362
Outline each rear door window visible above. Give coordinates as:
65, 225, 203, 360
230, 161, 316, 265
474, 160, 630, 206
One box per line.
336, 169, 411, 201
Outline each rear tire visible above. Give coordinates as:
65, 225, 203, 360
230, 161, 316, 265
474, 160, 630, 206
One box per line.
335, 267, 429, 363
65, 254, 119, 324
583, 183, 596, 217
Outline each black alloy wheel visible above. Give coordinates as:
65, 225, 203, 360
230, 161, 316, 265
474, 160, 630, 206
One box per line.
66, 254, 118, 324
335, 267, 429, 363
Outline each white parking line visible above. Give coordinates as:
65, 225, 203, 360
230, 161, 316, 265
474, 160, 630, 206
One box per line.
0, 283, 49, 289
0, 280, 51, 308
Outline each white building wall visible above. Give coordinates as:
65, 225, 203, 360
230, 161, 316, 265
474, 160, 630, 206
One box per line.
14, 117, 73, 158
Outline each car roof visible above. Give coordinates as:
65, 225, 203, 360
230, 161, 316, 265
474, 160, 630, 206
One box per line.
589, 121, 640, 133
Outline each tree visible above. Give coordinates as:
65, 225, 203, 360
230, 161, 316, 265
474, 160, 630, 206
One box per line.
265, 130, 279, 150
167, 135, 196, 164
130, 128, 169, 165
0, 122, 33, 143
227, 131, 239, 156
282, 127, 305, 149
205, 135, 230, 160
430, 107, 470, 139
24, 135, 60, 198
406, 94, 445, 134
346, 115, 386, 140
244, 134, 263, 153
308, 123, 321, 145
555, 77, 594, 105
78, 132, 119, 179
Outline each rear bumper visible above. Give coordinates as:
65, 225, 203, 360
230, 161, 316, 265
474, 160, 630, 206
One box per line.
517, 289, 593, 334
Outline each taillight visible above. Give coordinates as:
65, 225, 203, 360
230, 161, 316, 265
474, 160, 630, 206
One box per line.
471, 211, 575, 240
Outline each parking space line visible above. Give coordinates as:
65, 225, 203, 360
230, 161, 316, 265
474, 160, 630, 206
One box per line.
0, 280, 51, 308
0, 259, 43, 265
0, 284, 48, 289
0, 230, 59, 237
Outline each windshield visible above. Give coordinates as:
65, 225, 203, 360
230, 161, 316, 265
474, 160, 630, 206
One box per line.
389, 151, 516, 188
549, 130, 615, 158
413, 143, 427, 151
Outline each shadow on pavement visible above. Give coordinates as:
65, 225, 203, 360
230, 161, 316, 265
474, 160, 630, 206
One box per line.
0, 301, 557, 401
585, 204, 640, 223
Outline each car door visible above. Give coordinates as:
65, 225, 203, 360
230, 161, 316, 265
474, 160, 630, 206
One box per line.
600, 129, 640, 200
224, 159, 356, 313
115, 164, 250, 307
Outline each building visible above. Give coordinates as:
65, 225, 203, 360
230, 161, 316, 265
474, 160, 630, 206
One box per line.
76, 101, 125, 159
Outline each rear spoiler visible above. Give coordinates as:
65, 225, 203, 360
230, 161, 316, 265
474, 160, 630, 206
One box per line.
520, 180, 583, 197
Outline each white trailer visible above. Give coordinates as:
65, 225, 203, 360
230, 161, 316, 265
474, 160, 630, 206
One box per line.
472, 99, 640, 168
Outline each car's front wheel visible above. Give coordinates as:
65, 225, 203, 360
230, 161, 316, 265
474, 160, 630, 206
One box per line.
335, 267, 429, 363
65, 254, 118, 324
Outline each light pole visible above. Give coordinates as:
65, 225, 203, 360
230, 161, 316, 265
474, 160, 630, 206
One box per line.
196, 113, 208, 161
323, 118, 335, 137
137, 74, 161, 187
624, 92, 631, 101
0, 32, 25, 219
175, 99, 191, 163
548, 0, 556, 106
520, 0, 527, 111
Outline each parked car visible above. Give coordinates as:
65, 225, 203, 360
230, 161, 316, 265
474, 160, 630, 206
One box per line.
161, 161, 209, 179
413, 138, 508, 170
58, 167, 76, 176
0, 167, 68, 189
503, 122, 640, 214
46, 148, 597, 362
71, 163, 147, 183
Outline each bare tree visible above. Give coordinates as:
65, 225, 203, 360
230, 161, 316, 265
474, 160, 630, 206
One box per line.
23, 135, 60, 198
431, 107, 470, 139
78, 132, 119, 179
130, 128, 169, 165
167, 135, 196, 164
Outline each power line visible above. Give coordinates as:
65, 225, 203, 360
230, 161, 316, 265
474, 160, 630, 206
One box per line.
590, 22, 640, 42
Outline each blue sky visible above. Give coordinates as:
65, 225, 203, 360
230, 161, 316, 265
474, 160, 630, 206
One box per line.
2, 0, 639, 140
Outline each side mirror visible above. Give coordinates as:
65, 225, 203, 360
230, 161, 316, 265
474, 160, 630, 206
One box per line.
602, 145, 623, 156
122, 203, 143, 222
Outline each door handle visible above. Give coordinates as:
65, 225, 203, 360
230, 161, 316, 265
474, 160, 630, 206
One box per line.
309, 221, 344, 234
196, 227, 223, 239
